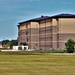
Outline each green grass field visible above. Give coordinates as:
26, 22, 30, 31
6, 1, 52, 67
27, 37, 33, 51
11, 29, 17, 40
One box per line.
0, 52, 75, 75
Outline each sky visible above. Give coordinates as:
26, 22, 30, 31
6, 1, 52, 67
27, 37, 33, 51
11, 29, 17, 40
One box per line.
0, 0, 75, 41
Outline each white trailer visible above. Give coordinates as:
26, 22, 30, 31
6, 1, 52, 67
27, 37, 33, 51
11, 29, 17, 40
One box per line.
12, 46, 28, 51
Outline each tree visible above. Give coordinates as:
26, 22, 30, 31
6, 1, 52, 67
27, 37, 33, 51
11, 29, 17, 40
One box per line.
65, 39, 75, 53
6, 40, 18, 49
1, 40, 9, 46
9, 40, 18, 49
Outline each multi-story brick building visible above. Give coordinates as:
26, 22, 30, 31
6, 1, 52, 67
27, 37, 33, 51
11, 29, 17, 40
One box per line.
18, 14, 75, 50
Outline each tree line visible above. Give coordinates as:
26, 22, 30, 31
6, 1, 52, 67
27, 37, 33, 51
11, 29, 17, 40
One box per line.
0, 39, 18, 49
0, 39, 75, 53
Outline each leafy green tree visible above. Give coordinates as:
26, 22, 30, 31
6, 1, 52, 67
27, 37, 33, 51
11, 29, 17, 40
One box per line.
6, 40, 18, 49
65, 39, 75, 53
10, 40, 18, 49
1, 40, 9, 46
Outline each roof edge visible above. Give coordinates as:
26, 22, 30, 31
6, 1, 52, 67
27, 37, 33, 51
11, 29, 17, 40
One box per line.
19, 16, 50, 24
18, 13, 75, 25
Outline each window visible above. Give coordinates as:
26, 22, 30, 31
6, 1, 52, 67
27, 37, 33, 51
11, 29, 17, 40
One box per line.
26, 31, 28, 35
50, 45, 52, 48
18, 46, 22, 50
27, 38, 28, 42
26, 24, 28, 28
18, 32, 20, 36
24, 47, 26, 50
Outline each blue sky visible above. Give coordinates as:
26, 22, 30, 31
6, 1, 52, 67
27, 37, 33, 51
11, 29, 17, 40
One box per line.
0, 0, 75, 41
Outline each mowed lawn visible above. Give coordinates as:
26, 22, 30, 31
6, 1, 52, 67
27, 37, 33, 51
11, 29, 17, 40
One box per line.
0, 53, 75, 75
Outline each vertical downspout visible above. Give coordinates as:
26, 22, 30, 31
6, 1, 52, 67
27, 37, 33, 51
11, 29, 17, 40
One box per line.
30, 22, 31, 49
38, 22, 40, 50
39, 22, 40, 50
51, 18, 53, 49
45, 20, 46, 50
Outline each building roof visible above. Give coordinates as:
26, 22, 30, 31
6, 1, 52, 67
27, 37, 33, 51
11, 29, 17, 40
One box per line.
18, 13, 75, 25
19, 16, 50, 24
51, 14, 75, 18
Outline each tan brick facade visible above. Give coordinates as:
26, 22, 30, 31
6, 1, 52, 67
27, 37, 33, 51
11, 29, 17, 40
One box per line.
18, 14, 75, 50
